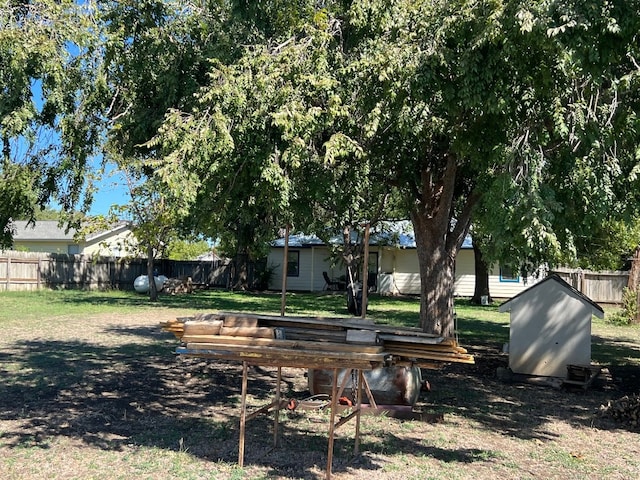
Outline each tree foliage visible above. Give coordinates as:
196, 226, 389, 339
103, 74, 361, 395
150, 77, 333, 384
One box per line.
473, 1, 640, 272
96, 0, 226, 295
166, 239, 211, 261
149, 0, 640, 334
0, 0, 106, 247
4, 1, 638, 334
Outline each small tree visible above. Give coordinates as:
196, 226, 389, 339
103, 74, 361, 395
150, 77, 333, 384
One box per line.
92, 163, 190, 301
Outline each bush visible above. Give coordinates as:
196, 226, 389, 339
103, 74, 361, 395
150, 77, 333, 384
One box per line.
607, 287, 638, 326
252, 262, 278, 291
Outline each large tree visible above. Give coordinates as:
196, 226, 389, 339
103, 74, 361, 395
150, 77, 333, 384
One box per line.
154, 1, 640, 335
0, 0, 105, 247
345, 1, 640, 335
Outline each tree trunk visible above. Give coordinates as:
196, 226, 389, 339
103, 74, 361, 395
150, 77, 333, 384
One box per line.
147, 244, 158, 302
471, 240, 492, 305
231, 253, 249, 290
413, 221, 457, 337
280, 224, 289, 316
627, 246, 640, 290
410, 153, 478, 336
628, 245, 640, 324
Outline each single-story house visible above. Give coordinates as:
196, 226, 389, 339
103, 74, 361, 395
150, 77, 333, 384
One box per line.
266, 232, 541, 298
10, 220, 138, 257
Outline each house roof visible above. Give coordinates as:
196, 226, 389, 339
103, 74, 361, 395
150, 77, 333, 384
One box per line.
498, 274, 604, 317
11, 220, 130, 243
12, 220, 75, 241
272, 232, 473, 249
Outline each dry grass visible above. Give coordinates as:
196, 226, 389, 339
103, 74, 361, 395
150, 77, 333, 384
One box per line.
0, 291, 639, 479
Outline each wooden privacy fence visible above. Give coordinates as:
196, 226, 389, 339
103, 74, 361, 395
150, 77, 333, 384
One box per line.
0, 251, 230, 291
550, 268, 629, 304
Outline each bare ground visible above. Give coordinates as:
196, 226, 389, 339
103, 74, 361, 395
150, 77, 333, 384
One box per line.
1, 310, 639, 479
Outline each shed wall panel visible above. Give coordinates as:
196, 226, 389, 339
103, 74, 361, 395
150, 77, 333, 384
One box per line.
507, 280, 592, 377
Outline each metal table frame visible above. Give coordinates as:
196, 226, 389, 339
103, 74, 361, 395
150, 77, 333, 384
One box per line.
238, 362, 371, 480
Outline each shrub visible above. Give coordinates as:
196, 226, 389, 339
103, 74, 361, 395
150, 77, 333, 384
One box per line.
252, 262, 278, 291
607, 287, 638, 326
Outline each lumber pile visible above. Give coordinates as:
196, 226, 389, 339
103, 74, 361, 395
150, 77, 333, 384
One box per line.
598, 394, 640, 429
160, 311, 474, 369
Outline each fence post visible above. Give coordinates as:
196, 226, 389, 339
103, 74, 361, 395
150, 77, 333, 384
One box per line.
6, 256, 11, 290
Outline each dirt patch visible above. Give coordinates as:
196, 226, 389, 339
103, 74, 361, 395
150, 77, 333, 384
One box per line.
1, 311, 639, 479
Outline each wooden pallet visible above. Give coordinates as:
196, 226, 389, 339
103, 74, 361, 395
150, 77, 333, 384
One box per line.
563, 364, 602, 390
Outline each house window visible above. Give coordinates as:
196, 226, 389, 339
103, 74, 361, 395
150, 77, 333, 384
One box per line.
287, 251, 300, 277
67, 244, 80, 255
500, 265, 520, 283
367, 252, 378, 274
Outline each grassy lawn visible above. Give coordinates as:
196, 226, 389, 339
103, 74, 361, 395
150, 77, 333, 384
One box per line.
1, 288, 639, 480
2, 288, 636, 366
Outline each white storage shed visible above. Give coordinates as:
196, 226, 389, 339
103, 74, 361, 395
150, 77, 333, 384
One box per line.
498, 274, 604, 378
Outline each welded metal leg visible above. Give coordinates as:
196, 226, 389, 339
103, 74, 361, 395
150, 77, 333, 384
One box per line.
274, 366, 281, 447
326, 368, 339, 480
354, 370, 363, 455
239, 361, 248, 467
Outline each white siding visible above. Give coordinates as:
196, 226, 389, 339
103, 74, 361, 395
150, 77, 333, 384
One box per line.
503, 279, 594, 377
14, 227, 138, 258
488, 264, 541, 299
268, 244, 539, 298
389, 249, 421, 294
453, 250, 475, 296
14, 240, 76, 254
83, 229, 138, 257
376, 249, 420, 295
268, 247, 340, 291
454, 252, 542, 298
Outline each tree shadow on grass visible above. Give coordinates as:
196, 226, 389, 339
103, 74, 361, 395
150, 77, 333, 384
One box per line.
0, 338, 264, 450
0, 325, 503, 479
592, 334, 640, 365
2, 318, 637, 480
207, 413, 503, 479
50, 289, 351, 317
422, 343, 640, 440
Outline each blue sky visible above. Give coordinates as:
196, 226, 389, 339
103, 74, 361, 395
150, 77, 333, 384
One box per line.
48, 172, 129, 216
88, 160, 130, 215
89, 180, 130, 215
24, 78, 129, 216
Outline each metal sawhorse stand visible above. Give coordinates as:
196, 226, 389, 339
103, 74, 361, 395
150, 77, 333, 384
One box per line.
238, 362, 376, 480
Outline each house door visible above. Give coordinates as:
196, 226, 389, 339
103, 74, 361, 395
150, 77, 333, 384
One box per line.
368, 252, 378, 292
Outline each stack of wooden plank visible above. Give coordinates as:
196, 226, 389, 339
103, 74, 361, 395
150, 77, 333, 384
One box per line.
160, 311, 474, 369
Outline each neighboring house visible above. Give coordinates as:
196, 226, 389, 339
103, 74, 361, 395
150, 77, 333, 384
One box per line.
11, 220, 138, 257
498, 274, 604, 377
267, 232, 541, 298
